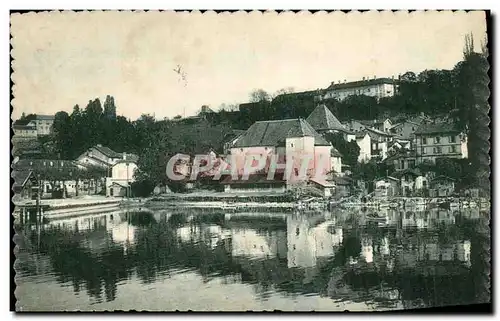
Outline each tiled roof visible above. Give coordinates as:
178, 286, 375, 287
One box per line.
326, 77, 396, 91
306, 104, 347, 132
414, 123, 462, 135
233, 118, 330, 148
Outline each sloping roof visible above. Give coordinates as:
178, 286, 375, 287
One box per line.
14, 159, 80, 170
365, 127, 395, 137
391, 168, 422, 178
359, 118, 392, 127
355, 132, 369, 139
330, 147, 342, 157
12, 170, 33, 189
13, 119, 32, 126
431, 175, 456, 183
326, 78, 396, 90
36, 115, 55, 120
13, 124, 36, 130
332, 176, 352, 185
414, 123, 462, 135
93, 145, 122, 158
114, 157, 139, 165
233, 118, 330, 148
306, 104, 347, 132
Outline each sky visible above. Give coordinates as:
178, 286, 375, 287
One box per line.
10, 10, 487, 120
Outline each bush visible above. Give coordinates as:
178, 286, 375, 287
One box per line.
131, 180, 155, 197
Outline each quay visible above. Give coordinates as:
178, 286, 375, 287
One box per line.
13, 196, 123, 223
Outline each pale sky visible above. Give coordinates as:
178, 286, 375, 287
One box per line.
11, 10, 487, 120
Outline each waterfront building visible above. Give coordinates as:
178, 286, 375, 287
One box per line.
385, 150, 417, 172
77, 144, 138, 169
373, 176, 400, 197
322, 77, 398, 101
414, 123, 468, 164
12, 158, 84, 196
106, 153, 139, 197
429, 175, 456, 197
223, 118, 341, 193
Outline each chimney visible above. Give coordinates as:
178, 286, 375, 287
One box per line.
374, 75, 376, 79
123, 152, 127, 160
338, 80, 341, 84
344, 79, 346, 83
362, 77, 365, 81
331, 81, 335, 86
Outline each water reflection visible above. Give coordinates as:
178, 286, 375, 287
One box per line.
15, 206, 490, 311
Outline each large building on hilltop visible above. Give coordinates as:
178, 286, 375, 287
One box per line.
322, 77, 398, 101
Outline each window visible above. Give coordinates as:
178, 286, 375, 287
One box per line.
50, 161, 53, 166
422, 137, 427, 145
43, 161, 46, 166
421, 147, 425, 155
434, 137, 441, 144
409, 160, 416, 168
412, 127, 415, 131
450, 135, 456, 143
434, 147, 442, 154
450, 145, 457, 153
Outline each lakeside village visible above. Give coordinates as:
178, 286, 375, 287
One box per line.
12, 75, 489, 219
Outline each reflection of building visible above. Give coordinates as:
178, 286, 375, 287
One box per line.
231, 230, 286, 259
287, 216, 343, 268
361, 236, 373, 263
111, 222, 136, 244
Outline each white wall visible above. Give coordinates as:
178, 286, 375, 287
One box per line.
112, 162, 138, 181
356, 135, 371, 162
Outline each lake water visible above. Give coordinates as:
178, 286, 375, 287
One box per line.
14, 205, 491, 311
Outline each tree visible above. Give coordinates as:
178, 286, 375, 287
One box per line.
323, 133, 360, 167
249, 89, 271, 103
454, 33, 490, 192
103, 95, 117, 120
273, 87, 295, 98
52, 111, 72, 159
